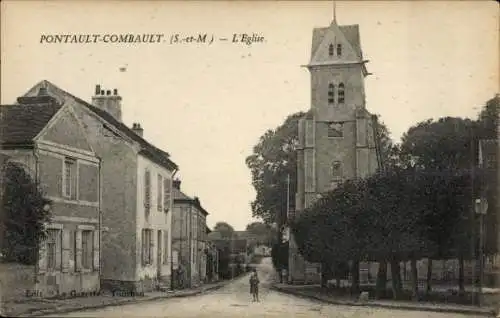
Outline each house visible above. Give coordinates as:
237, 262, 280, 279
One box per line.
253, 245, 271, 257
0, 88, 101, 297
171, 179, 209, 287
204, 226, 219, 282
20, 81, 179, 293
478, 139, 499, 286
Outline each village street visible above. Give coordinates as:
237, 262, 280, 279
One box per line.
44, 258, 479, 318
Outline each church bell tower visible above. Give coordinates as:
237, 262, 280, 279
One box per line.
288, 4, 379, 284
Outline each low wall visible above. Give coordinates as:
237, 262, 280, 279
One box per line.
0, 262, 36, 302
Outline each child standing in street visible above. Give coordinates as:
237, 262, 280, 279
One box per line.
249, 268, 260, 302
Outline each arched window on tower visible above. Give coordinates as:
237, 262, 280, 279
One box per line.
338, 83, 345, 104
328, 44, 334, 56
336, 44, 342, 56
328, 83, 335, 104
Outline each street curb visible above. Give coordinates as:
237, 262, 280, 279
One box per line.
18, 280, 234, 317
270, 285, 498, 317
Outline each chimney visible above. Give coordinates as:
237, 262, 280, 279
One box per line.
91, 84, 122, 122
173, 179, 181, 190
131, 123, 144, 137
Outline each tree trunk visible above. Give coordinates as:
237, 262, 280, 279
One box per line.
458, 254, 465, 294
375, 261, 387, 299
426, 258, 432, 294
410, 258, 418, 301
320, 263, 328, 288
350, 260, 360, 296
390, 259, 402, 300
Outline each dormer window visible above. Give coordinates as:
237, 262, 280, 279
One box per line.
336, 44, 342, 56
338, 83, 345, 104
328, 83, 335, 104
328, 44, 334, 56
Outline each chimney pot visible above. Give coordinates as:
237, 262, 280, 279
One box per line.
173, 179, 181, 190
113, 89, 118, 95
92, 86, 123, 122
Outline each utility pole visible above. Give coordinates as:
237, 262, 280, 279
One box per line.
470, 129, 476, 306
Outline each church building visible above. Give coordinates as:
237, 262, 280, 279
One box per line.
289, 8, 380, 284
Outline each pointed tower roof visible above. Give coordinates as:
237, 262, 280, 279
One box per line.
306, 3, 369, 76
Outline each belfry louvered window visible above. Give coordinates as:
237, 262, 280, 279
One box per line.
328, 83, 335, 104
338, 83, 345, 104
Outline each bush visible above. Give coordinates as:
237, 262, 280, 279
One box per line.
1, 162, 51, 265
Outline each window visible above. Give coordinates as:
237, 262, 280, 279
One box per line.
338, 83, 345, 104
81, 230, 94, 269
144, 169, 151, 214
163, 178, 171, 212
328, 83, 335, 104
331, 161, 342, 180
141, 229, 153, 266
336, 44, 342, 56
63, 159, 76, 199
157, 174, 163, 211
163, 230, 169, 265
328, 44, 334, 56
487, 154, 496, 169
73, 231, 77, 271
328, 122, 343, 138
47, 229, 61, 271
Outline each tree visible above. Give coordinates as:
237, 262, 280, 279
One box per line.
477, 94, 499, 139
246, 221, 273, 246
213, 222, 235, 239
400, 117, 476, 171
398, 116, 487, 293
246, 112, 307, 225
1, 161, 51, 264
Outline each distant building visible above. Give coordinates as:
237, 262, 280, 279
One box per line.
172, 180, 209, 287
19, 81, 178, 293
290, 12, 378, 284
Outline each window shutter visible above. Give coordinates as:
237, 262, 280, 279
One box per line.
164, 178, 171, 212
141, 230, 146, 266
75, 230, 82, 271
157, 174, 163, 211
150, 230, 154, 265
93, 230, 100, 271
61, 229, 71, 273
56, 230, 62, 270
144, 170, 151, 212
38, 240, 47, 273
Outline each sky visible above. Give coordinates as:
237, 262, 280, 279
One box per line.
1, 1, 498, 230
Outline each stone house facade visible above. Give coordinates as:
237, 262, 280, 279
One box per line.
171, 180, 209, 287
0, 89, 101, 297
20, 81, 178, 293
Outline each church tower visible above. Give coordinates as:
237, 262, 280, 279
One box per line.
289, 5, 379, 284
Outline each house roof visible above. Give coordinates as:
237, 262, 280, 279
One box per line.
0, 97, 62, 147
22, 80, 178, 171
173, 187, 209, 216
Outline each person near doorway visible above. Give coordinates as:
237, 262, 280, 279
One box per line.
249, 268, 260, 302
